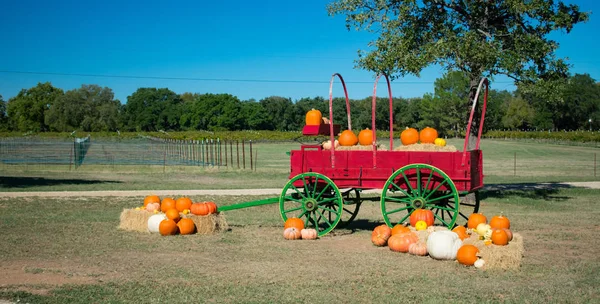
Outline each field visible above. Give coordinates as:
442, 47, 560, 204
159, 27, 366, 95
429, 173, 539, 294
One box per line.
1, 139, 599, 303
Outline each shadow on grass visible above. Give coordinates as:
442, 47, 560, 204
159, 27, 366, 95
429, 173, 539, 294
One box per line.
0, 176, 121, 189
480, 182, 577, 201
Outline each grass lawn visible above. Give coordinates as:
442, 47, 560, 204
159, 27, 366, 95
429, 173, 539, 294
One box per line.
0, 186, 599, 303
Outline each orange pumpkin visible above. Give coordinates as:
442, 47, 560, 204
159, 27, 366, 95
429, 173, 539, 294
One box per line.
400, 127, 419, 145
467, 213, 487, 229
371, 224, 392, 246
160, 198, 176, 213
408, 242, 428, 256
177, 218, 196, 235
388, 232, 419, 253
305, 108, 322, 125
457, 244, 479, 266
490, 214, 511, 229
491, 229, 509, 245
452, 226, 469, 240
419, 127, 438, 144
165, 208, 181, 223
144, 195, 161, 207
358, 128, 374, 146
284, 217, 305, 231
175, 197, 193, 212
338, 130, 358, 146
190, 203, 209, 216
300, 228, 318, 240
205, 201, 218, 214
159, 219, 178, 236
391, 224, 411, 236
409, 209, 434, 227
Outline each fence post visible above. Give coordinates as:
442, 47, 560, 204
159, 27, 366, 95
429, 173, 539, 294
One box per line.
514, 152, 517, 176
236, 140, 240, 169
249, 140, 253, 170
242, 140, 246, 169
254, 148, 258, 172
595, 153, 597, 177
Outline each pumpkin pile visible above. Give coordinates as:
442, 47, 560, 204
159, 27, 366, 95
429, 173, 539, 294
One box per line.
370, 211, 522, 270
322, 128, 386, 151
120, 195, 226, 235
394, 127, 457, 152
282, 217, 318, 240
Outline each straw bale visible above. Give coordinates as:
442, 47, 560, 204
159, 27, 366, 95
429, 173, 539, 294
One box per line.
393, 143, 458, 152
328, 144, 388, 151
462, 232, 524, 270
118, 208, 228, 234
118, 208, 153, 233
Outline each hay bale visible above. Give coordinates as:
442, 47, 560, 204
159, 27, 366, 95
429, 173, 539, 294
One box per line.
330, 144, 388, 151
462, 233, 524, 270
118, 209, 228, 234
393, 143, 458, 152
118, 209, 153, 233
185, 213, 229, 234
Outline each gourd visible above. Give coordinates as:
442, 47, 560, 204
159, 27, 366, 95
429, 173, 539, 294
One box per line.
408, 242, 428, 256
358, 128, 374, 146
490, 214, 511, 229
338, 130, 358, 146
159, 219, 179, 236
502, 228, 513, 242
410, 209, 434, 227
283, 227, 302, 240
165, 208, 181, 223
300, 228, 318, 240
419, 127, 438, 144
474, 258, 486, 269
160, 198, 177, 213
491, 228, 509, 245
322, 140, 340, 150
177, 218, 196, 235
434, 138, 446, 147
371, 224, 392, 246
175, 197, 193, 212
426, 231, 463, 260
144, 195, 161, 207
452, 226, 469, 240
400, 127, 419, 145
391, 224, 411, 236
190, 203, 209, 216
145, 202, 160, 212
414, 221, 427, 231
305, 109, 322, 125
148, 213, 168, 233
476, 223, 492, 237
284, 217, 305, 231
467, 213, 487, 229
388, 232, 419, 253
456, 244, 479, 266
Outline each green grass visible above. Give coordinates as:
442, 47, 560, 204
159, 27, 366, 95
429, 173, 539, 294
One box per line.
0, 188, 599, 303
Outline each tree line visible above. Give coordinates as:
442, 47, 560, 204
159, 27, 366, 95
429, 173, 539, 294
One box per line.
0, 71, 599, 136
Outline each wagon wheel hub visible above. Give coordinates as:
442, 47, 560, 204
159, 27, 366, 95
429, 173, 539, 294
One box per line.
412, 198, 426, 209
303, 199, 318, 212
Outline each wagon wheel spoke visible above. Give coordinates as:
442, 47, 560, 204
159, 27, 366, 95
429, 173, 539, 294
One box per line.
455, 192, 481, 227
280, 172, 342, 237
382, 164, 460, 229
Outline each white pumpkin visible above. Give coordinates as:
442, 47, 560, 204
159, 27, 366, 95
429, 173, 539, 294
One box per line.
322, 140, 340, 150
474, 258, 486, 269
426, 230, 463, 260
147, 213, 168, 233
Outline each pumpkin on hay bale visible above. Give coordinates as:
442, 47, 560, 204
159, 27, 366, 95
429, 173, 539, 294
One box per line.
118, 209, 228, 234
462, 232, 524, 270
323, 142, 388, 151
393, 143, 457, 152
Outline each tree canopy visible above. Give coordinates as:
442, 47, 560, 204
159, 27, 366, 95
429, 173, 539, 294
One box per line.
327, 0, 589, 99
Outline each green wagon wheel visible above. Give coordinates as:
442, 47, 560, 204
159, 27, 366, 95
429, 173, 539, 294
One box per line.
455, 191, 481, 227
334, 188, 362, 228
381, 164, 460, 229
280, 172, 343, 237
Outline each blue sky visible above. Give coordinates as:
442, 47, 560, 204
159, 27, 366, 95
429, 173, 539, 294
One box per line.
1, 0, 599, 103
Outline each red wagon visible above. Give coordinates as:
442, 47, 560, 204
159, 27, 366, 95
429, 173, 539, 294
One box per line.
280, 73, 489, 236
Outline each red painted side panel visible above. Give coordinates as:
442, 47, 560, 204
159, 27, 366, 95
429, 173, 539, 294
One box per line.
289, 147, 484, 192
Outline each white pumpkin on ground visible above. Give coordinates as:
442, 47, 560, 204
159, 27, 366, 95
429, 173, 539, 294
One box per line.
148, 213, 168, 233
426, 230, 463, 260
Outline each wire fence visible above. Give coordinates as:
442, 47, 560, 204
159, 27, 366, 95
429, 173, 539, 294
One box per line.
0, 137, 259, 172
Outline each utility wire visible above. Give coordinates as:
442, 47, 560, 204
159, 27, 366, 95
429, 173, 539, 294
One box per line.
0, 70, 515, 84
